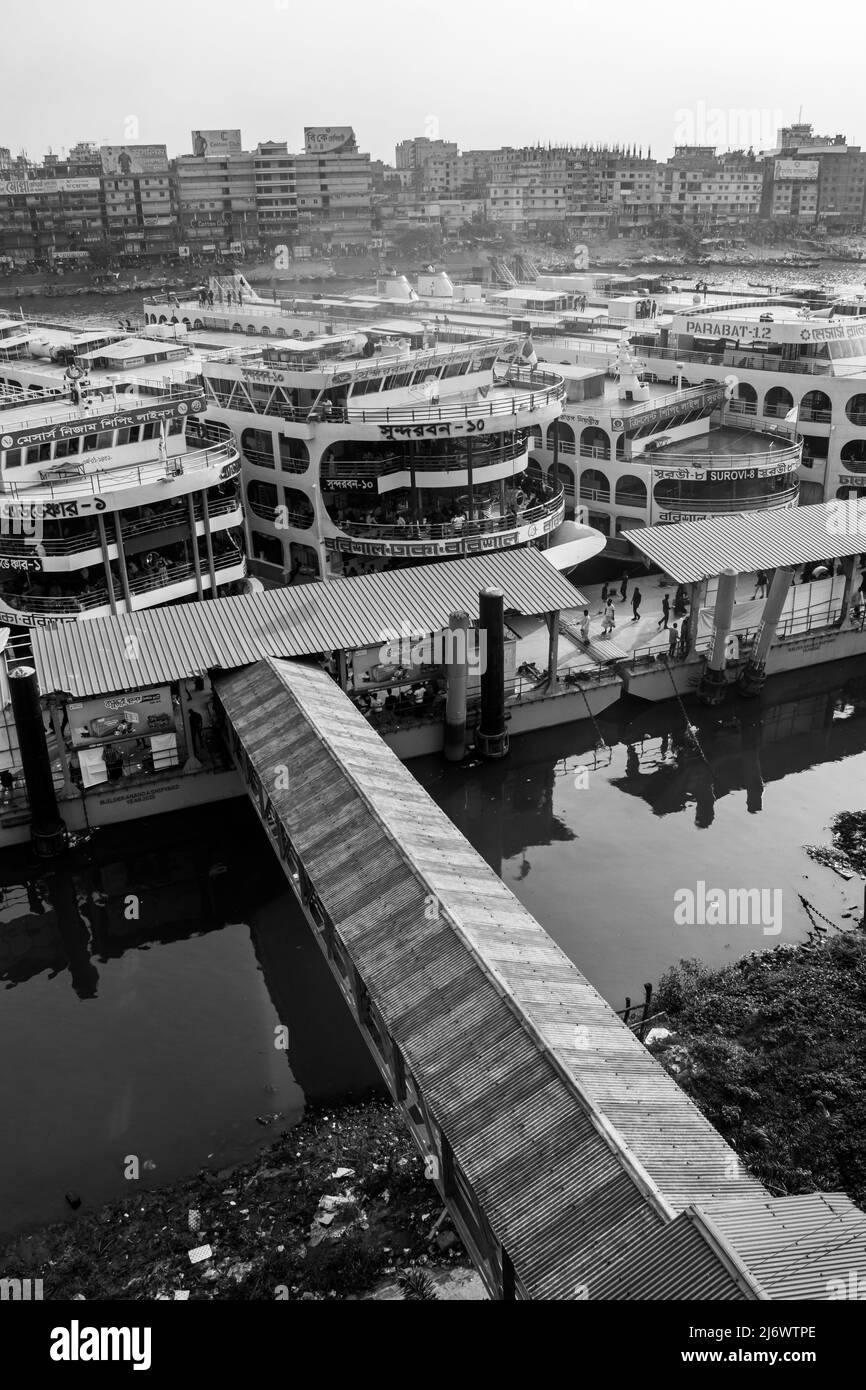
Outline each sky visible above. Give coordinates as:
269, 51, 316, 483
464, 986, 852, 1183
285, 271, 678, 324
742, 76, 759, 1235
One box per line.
5, 0, 866, 164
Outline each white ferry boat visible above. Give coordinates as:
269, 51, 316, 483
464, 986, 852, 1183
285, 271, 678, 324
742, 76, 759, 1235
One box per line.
0, 320, 246, 627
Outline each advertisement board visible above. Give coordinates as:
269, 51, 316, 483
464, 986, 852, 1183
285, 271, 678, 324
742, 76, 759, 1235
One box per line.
100, 145, 169, 176
0, 177, 100, 197
304, 126, 355, 154
68, 687, 175, 748
774, 159, 820, 181
1, 395, 203, 451
192, 129, 243, 158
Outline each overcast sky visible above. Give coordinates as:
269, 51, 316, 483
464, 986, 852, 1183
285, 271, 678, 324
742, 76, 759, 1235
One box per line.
6, 0, 865, 163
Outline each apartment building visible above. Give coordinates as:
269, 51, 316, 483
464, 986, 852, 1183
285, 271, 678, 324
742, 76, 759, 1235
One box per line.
294, 127, 374, 246
175, 132, 259, 253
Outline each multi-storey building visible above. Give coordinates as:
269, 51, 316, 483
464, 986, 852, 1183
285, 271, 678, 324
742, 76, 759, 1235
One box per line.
99, 145, 175, 259
175, 134, 259, 255
395, 137, 459, 172
252, 140, 298, 244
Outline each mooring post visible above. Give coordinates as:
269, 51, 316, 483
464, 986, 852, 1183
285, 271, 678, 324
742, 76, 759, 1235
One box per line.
8, 666, 67, 857
476, 587, 509, 760
444, 610, 470, 764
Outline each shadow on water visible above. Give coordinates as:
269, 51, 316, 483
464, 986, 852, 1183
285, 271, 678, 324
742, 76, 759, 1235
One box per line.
0, 799, 379, 1237
414, 657, 866, 1003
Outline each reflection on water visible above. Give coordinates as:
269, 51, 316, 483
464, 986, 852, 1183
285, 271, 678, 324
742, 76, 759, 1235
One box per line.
0, 803, 379, 1237
415, 659, 866, 1005
4, 658, 866, 1237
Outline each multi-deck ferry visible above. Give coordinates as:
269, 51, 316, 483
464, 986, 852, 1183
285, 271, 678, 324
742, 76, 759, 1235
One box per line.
0, 322, 246, 627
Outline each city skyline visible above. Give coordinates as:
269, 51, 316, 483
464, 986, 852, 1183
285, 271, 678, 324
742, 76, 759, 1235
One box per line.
4, 0, 865, 164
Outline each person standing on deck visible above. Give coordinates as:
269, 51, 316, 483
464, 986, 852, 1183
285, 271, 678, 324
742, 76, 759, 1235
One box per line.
579, 609, 591, 643
599, 581, 609, 614
679, 614, 691, 658
620, 571, 629, 603
601, 599, 616, 638
668, 623, 679, 659
752, 569, 769, 600
658, 593, 670, 630
631, 586, 642, 621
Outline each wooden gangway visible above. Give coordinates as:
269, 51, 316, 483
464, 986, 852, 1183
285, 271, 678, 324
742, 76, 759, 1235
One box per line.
214, 657, 866, 1300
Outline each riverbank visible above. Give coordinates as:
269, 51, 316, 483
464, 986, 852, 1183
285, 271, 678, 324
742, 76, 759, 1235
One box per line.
649, 812, 866, 1209
0, 1099, 481, 1301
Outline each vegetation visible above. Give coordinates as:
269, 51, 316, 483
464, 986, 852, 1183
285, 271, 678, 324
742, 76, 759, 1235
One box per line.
652, 926, 866, 1207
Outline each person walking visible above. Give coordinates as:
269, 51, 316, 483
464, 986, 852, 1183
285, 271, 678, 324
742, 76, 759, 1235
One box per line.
601, 598, 616, 638
657, 593, 670, 630
752, 569, 769, 600
668, 623, 679, 659
579, 608, 591, 644
631, 586, 642, 621
619, 571, 629, 603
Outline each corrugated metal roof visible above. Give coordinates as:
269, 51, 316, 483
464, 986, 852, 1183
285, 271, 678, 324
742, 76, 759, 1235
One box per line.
629, 500, 865, 584
214, 656, 775, 1297
588, 1209, 761, 1300
31, 548, 585, 699
700, 1193, 866, 1300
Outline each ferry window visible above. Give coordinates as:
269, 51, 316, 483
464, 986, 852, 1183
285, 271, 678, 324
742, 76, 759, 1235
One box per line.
247, 479, 279, 521
3, 448, 23, 468
114, 427, 139, 445
141, 423, 160, 440
279, 436, 309, 474
251, 530, 284, 567
241, 428, 275, 469
443, 361, 465, 379
55, 439, 82, 458
168, 418, 184, 435
27, 443, 52, 463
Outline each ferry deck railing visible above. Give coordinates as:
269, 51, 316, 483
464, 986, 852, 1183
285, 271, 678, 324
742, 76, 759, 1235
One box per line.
1, 440, 239, 501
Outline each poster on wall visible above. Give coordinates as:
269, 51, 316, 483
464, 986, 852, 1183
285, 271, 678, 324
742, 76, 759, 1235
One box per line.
67, 687, 175, 748
100, 145, 169, 176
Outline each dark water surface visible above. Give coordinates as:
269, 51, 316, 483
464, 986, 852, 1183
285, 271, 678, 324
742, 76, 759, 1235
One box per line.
3, 660, 866, 1235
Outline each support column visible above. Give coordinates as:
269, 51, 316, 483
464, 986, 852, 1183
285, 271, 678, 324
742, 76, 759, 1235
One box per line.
96, 513, 117, 616
187, 492, 204, 601
737, 566, 794, 696
466, 437, 475, 520
409, 441, 419, 523
697, 568, 737, 706
475, 587, 509, 760
546, 609, 560, 693
48, 698, 75, 798
8, 666, 66, 857
444, 610, 469, 764
112, 513, 132, 613
179, 682, 202, 774
201, 489, 218, 597
836, 553, 856, 627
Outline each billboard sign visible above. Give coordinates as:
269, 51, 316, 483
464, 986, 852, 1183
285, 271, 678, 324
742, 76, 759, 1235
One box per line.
68, 687, 175, 748
304, 126, 355, 154
0, 396, 204, 451
774, 159, 819, 181
100, 145, 169, 176
0, 177, 100, 197
192, 129, 242, 158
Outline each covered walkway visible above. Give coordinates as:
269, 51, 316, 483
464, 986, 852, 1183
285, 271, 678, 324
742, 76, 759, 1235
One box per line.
213, 656, 866, 1300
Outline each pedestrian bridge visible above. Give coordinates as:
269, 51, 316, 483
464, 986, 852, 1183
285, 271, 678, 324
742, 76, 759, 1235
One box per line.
214, 656, 866, 1301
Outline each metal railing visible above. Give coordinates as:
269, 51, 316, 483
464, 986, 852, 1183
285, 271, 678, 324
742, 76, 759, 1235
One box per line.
635, 340, 866, 379
322, 438, 530, 480
0, 551, 244, 615
2, 440, 239, 501
0, 382, 204, 435
0, 492, 241, 558
340, 485, 564, 541
346, 370, 565, 424
650, 485, 801, 515
650, 437, 801, 471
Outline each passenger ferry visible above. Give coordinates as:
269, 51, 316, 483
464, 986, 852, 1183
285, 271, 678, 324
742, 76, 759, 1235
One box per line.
0, 319, 246, 627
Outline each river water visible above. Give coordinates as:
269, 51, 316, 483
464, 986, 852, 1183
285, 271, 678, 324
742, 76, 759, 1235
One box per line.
2, 658, 865, 1237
